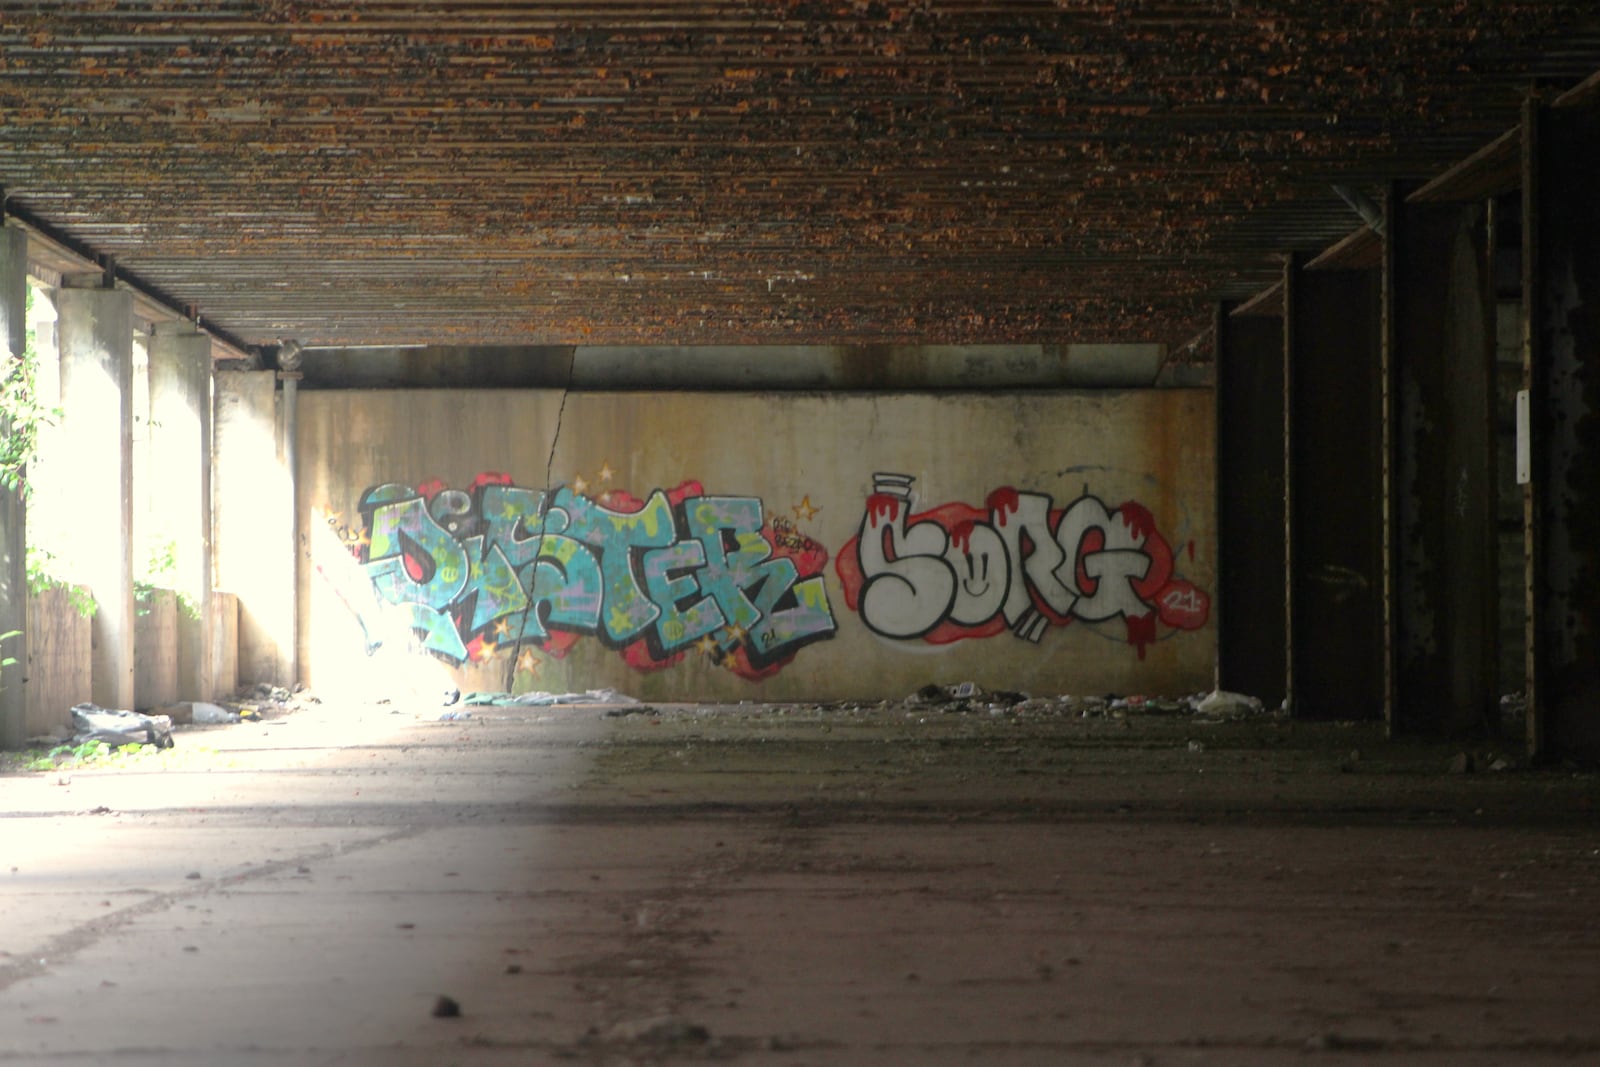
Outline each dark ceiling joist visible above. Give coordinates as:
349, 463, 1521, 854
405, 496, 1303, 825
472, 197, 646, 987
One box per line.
1406, 127, 1521, 205
1304, 226, 1382, 271
3, 196, 255, 361
1229, 280, 1285, 319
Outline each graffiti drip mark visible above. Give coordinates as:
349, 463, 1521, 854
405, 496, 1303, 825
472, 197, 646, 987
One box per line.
836, 473, 1209, 657
352, 474, 837, 680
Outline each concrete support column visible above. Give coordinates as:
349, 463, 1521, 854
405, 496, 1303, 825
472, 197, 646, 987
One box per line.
214, 369, 295, 687
1284, 258, 1386, 720
1386, 192, 1498, 737
1215, 302, 1287, 709
55, 281, 134, 710
148, 322, 213, 700
1523, 95, 1600, 760
0, 225, 28, 747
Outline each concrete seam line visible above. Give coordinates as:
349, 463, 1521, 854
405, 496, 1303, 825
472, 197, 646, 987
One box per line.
0, 826, 420, 994
504, 347, 577, 692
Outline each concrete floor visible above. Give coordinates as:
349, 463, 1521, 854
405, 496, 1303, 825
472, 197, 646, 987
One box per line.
2, 698, 1599, 1065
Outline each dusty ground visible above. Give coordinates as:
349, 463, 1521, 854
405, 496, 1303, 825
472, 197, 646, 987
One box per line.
2, 697, 1599, 1065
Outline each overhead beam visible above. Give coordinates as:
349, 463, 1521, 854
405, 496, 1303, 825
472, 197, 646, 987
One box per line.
0, 196, 256, 362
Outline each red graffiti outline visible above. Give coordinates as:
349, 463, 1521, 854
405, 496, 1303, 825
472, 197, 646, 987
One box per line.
837, 487, 1209, 652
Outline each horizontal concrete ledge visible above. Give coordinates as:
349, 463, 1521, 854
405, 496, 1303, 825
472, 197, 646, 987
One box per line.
287, 343, 1169, 391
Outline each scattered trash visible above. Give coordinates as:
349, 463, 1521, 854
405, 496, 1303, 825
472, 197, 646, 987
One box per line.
431, 994, 462, 1018
1448, 752, 1475, 775
1187, 739, 1205, 753
460, 689, 640, 707
437, 710, 472, 721
904, 682, 1028, 710
69, 705, 174, 749
603, 1014, 710, 1047
1189, 690, 1265, 720
604, 706, 658, 718
192, 702, 240, 725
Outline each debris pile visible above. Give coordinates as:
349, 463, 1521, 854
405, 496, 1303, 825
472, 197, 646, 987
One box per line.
69, 704, 174, 749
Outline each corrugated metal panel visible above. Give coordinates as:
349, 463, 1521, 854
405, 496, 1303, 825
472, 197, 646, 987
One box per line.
1, 2, 1598, 351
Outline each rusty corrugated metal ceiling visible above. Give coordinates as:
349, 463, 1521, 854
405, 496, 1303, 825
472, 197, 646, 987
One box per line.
3, 1, 1599, 352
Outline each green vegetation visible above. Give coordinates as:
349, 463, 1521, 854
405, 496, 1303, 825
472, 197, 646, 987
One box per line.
26, 545, 97, 618
0, 287, 56, 498
5, 738, 222, 774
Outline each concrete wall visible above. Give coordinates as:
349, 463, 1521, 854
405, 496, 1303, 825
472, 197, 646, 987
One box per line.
209, 591, 239, 700
214, 371, 295, 687
296, 389, 1215, 702
134, 589, 179, 710
25, 587, 92, 738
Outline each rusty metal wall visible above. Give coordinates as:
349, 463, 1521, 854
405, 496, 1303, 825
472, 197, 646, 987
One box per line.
3, 4, 1600, 350
1526, 97, 1600, 760
1388, 198, 1496, 737
1286, 263, 1385, 721
1215, 306, 1285, 709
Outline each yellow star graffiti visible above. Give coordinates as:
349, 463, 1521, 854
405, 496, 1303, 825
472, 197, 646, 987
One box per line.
572, 475, 589, 495
597, 461, 615, 483
694, 634, 720, 657
493, 619, 512, 639
475, 637, 499, 661
516, 648, 541, 675
792, 495, 821, 522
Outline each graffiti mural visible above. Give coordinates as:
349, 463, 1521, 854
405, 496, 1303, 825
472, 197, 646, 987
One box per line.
835, 473, 1209, 658
336, 472, 837, 680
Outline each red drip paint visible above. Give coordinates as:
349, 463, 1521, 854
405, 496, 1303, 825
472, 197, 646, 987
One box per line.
1118, 501, 1157, 542
1124, 612, 1158, 661
622, 640, 685, 673
604, 488, 646, 512
1187, 540, 1195, 562
541, 631, 581, 659
723, 644, 792, 683
950, 519, 978, 553
469, 471, 513, 493
834, 535, 866, 610
866, 493, 901, 524
416, 478, 446, 502
665, 479, 704, 507
985, 486, 1021, 525
923, 617, 1009, 645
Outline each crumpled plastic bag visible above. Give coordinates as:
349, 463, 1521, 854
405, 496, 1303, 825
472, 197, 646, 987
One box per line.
70, 704, 175, 749
1189, 689, 1265, 720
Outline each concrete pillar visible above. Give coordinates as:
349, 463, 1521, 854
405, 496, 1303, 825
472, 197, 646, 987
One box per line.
1284, 258, 1386, 720
1524, 95, 1600, 760
148, 322, 213, 700
214, 370, 295, 687
1386, 192, 1497, 737
0, 225, 28, 747
1214, 302, 1287, 710
55, 281, 135, 710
